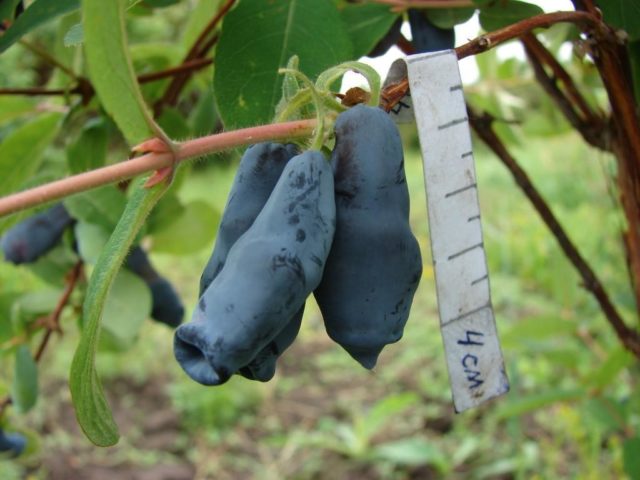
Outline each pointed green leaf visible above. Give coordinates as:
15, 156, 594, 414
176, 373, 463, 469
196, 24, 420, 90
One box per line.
426, 7, 475, 30
64, 186, 127, 230
478, 1, 543, 32
12, 345, 38, 413
0, 0, 80, 53
82, 0, 154, 145
69, 176, 169, 446
599, 0, 640, 41
151, 200, 219, 254
0, 112, 63, 197
624, 436, 640, 479
100, 270, 152, 351
213, 0, 352, 129
66, 118, 109, 174
339, 3, 399, 58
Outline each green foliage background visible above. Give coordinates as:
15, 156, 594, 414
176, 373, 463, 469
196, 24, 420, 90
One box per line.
0, 0, 639, 478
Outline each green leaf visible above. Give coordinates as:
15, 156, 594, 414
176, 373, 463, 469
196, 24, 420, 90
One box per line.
82, 0, 154, 145
0, 0, 80, 53
374, 438, 449, 471
0, 0, 21, 23
69, 176, 169, 446
0, 97, 35, 124
181, 0, 220, 51
11, 290, 60, 333
360, 392, 418, 440
74, 222, 110, 264
12, 345, 38, 413
495, 388, 584, 419
151, 200, 219, 254
339, 3, 399, 58
0, 112, 63, 197
100, 270, 152, 351
599, 0, 640, 41
63, 22, 84, 46
213, 0, 353, 129
66, 118, 109, 174
426, 7, 476, 30
624, 437, 640, 479
157, 107, 191, 139
64, 186, 127, 231
478, 1, 543, 32
584, 347, 635, 389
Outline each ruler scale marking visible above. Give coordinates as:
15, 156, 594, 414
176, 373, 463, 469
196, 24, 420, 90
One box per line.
404, 51, 509, 412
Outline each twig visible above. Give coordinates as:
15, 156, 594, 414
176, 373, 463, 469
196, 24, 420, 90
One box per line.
468, 108, 640, 360
0, 261, 84, 418
34, 261, 84, 362
137, 58, 213, 84
0, 59, 213, 99
154, 0, 236, 115
19, 39, 78, 80
381, 10, 599, 111
0, 119, 316, 217
521, 33, 609, 151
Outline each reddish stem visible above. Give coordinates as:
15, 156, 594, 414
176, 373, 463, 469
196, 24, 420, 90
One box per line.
0, 119, 316, 217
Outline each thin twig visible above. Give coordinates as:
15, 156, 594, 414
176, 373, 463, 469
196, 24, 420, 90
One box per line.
381, 10, 599, 111
521, 33, 609, 151
522, 33, 598, 122
0, 59, 212, 99
19, 39, 78, 80
154, 0, 236, 115
0, 261, 84, 418
34, 261, 84, 362
0, 119, 316, 217
468, 108, 640, 360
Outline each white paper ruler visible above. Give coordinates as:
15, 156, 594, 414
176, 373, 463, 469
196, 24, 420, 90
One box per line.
400, 51, 509, 412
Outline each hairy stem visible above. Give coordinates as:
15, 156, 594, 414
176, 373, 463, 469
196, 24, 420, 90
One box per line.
0, 119, 316, 217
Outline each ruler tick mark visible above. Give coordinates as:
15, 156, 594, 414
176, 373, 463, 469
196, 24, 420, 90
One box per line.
443, 304, 491, 327
468, 215, 481, 222
445, 183, 477, 198
461, 151, 473, 158
438, 117, 468, 130
407, 50, 452, 63
450, 84, 463, 92
448, 242, 483, 261
471, 274, 488, 286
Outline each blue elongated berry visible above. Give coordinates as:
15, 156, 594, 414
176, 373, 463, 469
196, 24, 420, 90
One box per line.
408, 9, 455, 53
174, 150, 336, 386
125, 246, 184, 328
0, 429, 26, 458
314, 105, 422, 369
199, 143, 304, 382
1, 203, 74, 264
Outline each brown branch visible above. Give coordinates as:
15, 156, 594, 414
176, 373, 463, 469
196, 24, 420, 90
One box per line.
137, 57, 213, 84
468, 108, 640, 360
381, 10, 600, 111
34, 261, 84, 362
0, 59, 212, 101
521, 33, 609, 151
19, 39, 78, 80
0, 261, 84, 418
154, 0, 236, 115
522, 33, 598, 123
